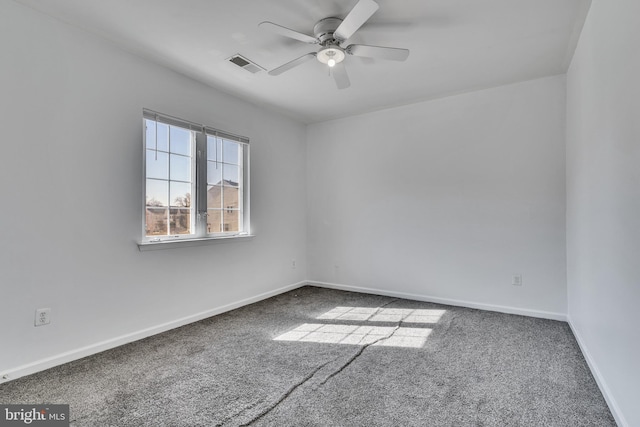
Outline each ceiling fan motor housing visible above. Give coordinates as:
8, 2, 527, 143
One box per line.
314, 17, 343, 43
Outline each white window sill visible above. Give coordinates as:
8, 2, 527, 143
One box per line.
137, 234, 254, 251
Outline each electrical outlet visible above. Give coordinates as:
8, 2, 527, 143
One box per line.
35, 308, 51, 326
292, 259, 296, 269
512, 275, 523, 286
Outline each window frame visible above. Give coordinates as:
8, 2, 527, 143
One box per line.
140, 109, 250, 248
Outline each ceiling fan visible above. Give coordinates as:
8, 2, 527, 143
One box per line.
259, 0, 409, 89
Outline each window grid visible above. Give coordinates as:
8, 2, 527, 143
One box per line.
206, 135, 244, 235
144, 119, 195, 238
142, 110, 249, 243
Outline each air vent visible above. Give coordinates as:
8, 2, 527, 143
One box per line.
228, 54, 265, 74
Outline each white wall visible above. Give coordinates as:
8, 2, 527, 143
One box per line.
307, 76, 567, 317
0, 1, 307, 378
566, 0, 640, 425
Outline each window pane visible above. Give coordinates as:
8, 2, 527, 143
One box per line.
170, 154, 191, 182
207, 209, 222, 234
223, 164, 240, 185
223, 139, 240, 164
146, 207, 168, 236
170, 126, 191, 155
170, 182, 191, 207
170, 207, 191, 235
207, 185, 222, 209
207, 136, 222, 162
146, 150, 168, 180
223, 186, 239, 210
146, 179, 168, 207
207, 161, 222, 185
145, 120, 169, 152
223, 210, 240, 232
145, 119, 156, 150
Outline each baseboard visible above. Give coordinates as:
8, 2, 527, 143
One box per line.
567, 316, 627, 427
1, 281, 307, 384
308, 281, 567, 321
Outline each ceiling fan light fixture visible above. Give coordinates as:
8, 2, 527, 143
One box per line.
317, 46, 345, 67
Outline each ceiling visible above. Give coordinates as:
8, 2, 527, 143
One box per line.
16, 0, 591, 123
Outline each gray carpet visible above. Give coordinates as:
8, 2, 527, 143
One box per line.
0, 286, 615, 426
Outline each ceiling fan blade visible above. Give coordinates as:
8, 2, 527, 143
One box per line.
346, 44, 410, 61
334, 0, 379, 42
332, 63, 351, 89
259, 21, 317, 44
268, 53, 317, 76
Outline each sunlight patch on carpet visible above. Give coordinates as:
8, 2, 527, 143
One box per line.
317, 307, 446, 323
274, 323, 432, 348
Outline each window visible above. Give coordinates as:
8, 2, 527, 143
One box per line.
142, 109, 249, 244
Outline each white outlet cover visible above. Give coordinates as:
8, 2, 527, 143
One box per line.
35, 308, 51, 326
